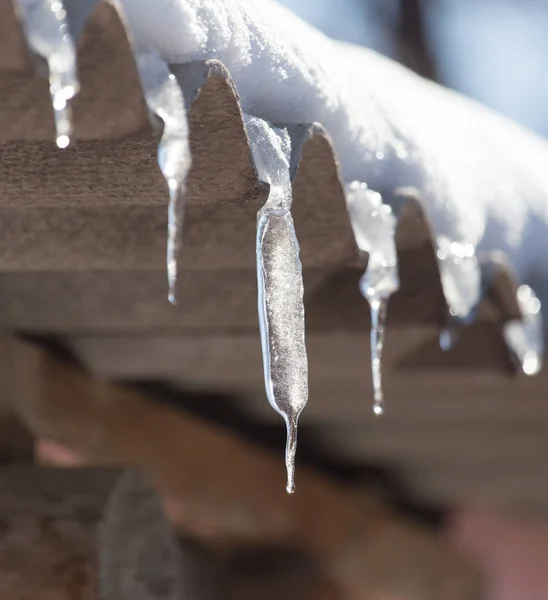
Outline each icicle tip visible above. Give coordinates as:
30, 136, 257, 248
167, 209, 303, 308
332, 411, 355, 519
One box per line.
168, 290, 178, 306
284, 411, 299, 494
373, 403, 384, 416
56, 135, 70, 149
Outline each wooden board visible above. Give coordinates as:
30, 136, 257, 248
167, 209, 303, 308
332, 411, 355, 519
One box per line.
0, 465, 182, 599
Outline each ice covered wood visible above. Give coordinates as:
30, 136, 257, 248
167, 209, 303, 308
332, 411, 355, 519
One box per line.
118, 0, 548, 317
4, 0, 548, 490
0, 466, 182, 600
11, 0, 192, 302
117, 0, 548, 285
7, 0, 544, 358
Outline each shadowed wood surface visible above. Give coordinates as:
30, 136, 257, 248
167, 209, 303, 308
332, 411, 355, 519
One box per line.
0, 0, 546, 535
0, 466, 182, 599
3, 333, 481, 600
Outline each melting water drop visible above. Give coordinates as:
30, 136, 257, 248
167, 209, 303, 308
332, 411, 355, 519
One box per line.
246, 116, 308, 493
439, 325, 460, 351
134, 51, 191, 304
346, 182, 399, 415
17, 0, 79, 147
503, 285, 544, 375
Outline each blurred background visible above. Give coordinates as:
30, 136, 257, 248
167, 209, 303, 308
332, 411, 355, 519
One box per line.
278, 0, 548, 136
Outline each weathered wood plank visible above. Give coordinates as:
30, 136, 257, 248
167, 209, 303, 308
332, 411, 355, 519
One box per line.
0, 466, 182, 599
4, 334, 481, 600
71, 1, 151, 140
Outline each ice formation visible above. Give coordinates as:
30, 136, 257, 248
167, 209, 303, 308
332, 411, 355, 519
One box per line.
116, 0, 547, 352
346, 182, 398, 415
115, 0, 548, 285
17, 0, 191, 303
17, 0, 79, 148
17, 0, 548, 489
504, 285, 544, 376
435, 236, 481, 348
246, 116, 308, 493
132, 50, 191, 305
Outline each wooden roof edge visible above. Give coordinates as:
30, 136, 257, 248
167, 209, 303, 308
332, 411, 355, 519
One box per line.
0, 0, 538, 377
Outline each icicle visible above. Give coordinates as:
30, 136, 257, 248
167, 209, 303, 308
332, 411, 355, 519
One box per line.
435, 235, 481, 347
503, 285, 544, 376
345, 182, 399, 415
16, 0, 79, 148
257, 208, 307, 493
368, 297, 388, 415
134, 50, 191, 304
246, 116, 308, 494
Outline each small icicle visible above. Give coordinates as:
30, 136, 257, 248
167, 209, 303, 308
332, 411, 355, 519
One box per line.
346, 182, 399, 415
503, 285, 544, 376
368, 296, 388, 415
16, 0, 79, 147
435, 235, 481, 344
134, 50, 191, 304
166, 177, 185, 305
246, 116, 308, 493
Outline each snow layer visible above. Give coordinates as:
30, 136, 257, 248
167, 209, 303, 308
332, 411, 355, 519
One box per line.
116, 0, 548, 305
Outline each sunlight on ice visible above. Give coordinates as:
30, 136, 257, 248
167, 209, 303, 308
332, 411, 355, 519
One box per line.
504, 285, 544, 376
16, 0, 79, 148
246, 116, 308, 493
346, 182, 398, 416
435, 235, 481, 349
116, 0, 548, 381
134, 53, 191, 304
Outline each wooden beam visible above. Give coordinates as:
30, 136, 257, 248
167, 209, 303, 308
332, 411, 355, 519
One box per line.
3, 334, 481, 599
0, 466, 182, 599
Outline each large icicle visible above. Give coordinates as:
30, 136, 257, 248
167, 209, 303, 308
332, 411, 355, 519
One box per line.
133, 50, 191, 304
504, 285, 544, 376
245, 115, 308, 494
16, 0, 79, 148
345, 182, 398, 415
